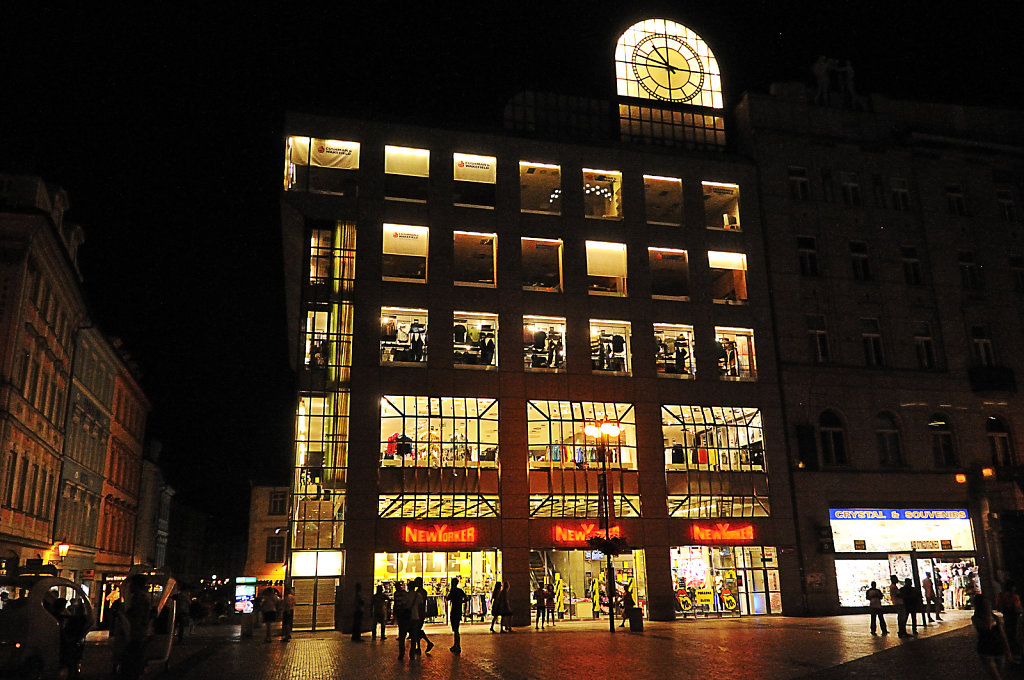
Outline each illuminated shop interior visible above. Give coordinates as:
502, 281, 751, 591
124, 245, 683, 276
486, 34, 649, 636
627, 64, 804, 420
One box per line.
649, 247, 690, 299
523, 315, 566, 370
715, 326, 756, 379
382, 224, 428, 282
671, 546, 781, 616
284, 136, 360, 194
453, 231, 497, 287
374, 550, 501, 620
522, 238, 563, 291
702, 182, 741, 230
589, 319, 631, 373
453, 311, 497, 368
654, 323, 695, 376
582, 169, 623, 219
708, 251, 747, 303
453, 153, 497, 208
380, 307, 428, 364
520, 161, 562, 214
586, 240, 627, 296
530, 549, 648, 619
380, 396, 498, 469
662, 406, 765, 472
644, 175, 683, 225
384, 145, 429, 202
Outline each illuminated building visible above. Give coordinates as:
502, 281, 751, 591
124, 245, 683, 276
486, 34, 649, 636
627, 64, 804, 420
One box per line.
243, 486, 290, 585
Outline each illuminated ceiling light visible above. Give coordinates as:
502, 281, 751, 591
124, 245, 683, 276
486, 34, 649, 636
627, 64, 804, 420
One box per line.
57, 542, 70, 560
982, 467, 995, 477
954, 473, 967, 483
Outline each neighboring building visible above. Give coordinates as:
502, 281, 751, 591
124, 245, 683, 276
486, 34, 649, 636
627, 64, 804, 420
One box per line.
166, 498, 211, 586
0, 175, 88, 573
134, 441, 174, 569
242, 485, 289, 585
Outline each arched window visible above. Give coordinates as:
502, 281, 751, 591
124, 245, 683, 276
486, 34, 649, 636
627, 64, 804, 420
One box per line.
876, 412, 904, 467
986, 417, 1014, 467
819, 410, 848, 466
929, 414, 957, 468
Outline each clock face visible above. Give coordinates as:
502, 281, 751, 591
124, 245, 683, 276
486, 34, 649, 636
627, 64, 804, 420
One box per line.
631, 34, 705, 102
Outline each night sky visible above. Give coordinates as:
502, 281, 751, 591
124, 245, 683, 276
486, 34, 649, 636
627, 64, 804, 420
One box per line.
2, 3, 1018, 530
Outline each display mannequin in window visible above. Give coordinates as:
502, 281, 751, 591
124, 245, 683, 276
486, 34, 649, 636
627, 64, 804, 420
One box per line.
410, 320, 426, 362
546, 329, 563, 368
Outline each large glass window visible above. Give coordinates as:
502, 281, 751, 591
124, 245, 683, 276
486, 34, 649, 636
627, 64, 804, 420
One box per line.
702, 182, 740, 230
453, 231, 496, 287
520, 162, 561, 214
453, 153, 496, 208
589, 320, 631, 373
453, 312, 497, 369
522, 238, 563, 292
382, 224, 428, 282
671, 546, 781, 616
293, 393, 348, 551
527, 400, 637, 470
523, 316, 566, 370
583, 169, 623, 219
654, 323, 695, 377
384, 145, 429, 202
708, 251, 747, 303
661, 406, 765, 472
284, 136, 359, 194
309, 229, 333, 286
529, 495, 641, 518
380, 307, 428, 364
587, 241, 627, 296
644, 175, 683, 225
667, 495, 769, 518
714, 327, 756, 379
380, 396, 499, 469
649, 248, 689, 299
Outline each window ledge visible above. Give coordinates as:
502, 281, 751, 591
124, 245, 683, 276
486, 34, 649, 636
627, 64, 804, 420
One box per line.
584, 215, 624, 221
719, 375, 757, 382
588, 291, 627, 297
706, 226, 742, 232
454, 364, 497, 371
647, 220, 682, 227
525, 367, 565, 374
523, 286, 563, 293
652, 295, 690, 302
521, 209, 561, 216
454, 203, 495, 210
384, 196, 428, 204
592, 370, 631, 377
454, 281, 497, 288
381, 361, 428, 367
713, 299, 749, 305
657, 372, 695, 379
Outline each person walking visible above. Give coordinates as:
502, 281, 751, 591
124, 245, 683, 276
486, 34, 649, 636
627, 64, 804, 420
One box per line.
922, 572, 942, 622
351, 582, 365, 642
446, 576, 467, 654
534, 583, 547, 629
618, 588, 635, 628
889, 575, 908, 638
174, 590, 191, 644
258, 587, 282, 643
119, 574, 155, 680
489, 581, 502, 633
370, 584, 389, 640
973, 594, 1011, 679
545, 583, 556, 627
994, 580, 1022, 662
409, 577, 434, 655
865, 581, 888, 635
499, 581, 513, 632
280, 586, 296, 641
394, 581, 412, 660
901, 578, 921, 636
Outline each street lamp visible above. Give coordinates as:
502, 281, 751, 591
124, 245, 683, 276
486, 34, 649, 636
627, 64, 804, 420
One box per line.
57, 542, 70, 562
584, 419, 620, 633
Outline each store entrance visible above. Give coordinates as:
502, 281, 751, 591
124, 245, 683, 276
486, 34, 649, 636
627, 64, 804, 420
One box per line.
373, 550, 500, 625
925, 556, 980, 610
529, 549, 647, 621
671, 546, 781, 616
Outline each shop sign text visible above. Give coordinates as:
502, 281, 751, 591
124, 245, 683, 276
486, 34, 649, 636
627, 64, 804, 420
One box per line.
402, 524, 477, 545
553, 523, 622, 544
691, 522, 755, 543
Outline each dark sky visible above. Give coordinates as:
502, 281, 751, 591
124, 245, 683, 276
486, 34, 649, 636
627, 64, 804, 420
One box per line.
2, 3, 1018, 528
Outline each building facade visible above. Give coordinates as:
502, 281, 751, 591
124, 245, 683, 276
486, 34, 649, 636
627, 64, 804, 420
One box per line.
242, 485, 290, 586
134, 441, 174, 570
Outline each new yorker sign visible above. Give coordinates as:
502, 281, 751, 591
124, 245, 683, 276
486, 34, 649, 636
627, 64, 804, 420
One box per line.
553, 522, 623, 546
402, 523, 478, 546
690, 522, 755, 544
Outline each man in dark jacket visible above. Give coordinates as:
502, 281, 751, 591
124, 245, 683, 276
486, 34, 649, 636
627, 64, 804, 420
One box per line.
900, 578, 922, 637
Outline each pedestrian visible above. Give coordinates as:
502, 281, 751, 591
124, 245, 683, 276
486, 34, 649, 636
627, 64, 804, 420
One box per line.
489, 581, 502, 633
119, 574, 154, 680
618, 588, 635, 628
280, 586, 296, 641
351, 582, 365, 642
900, 578, 921, 636
534, 583, 546, 629
865, 581, 888, 635
889, 575, 908, 638
994, 580, 1022, 662
446, 576, 467, 654
258, 587, 281, 643
371, 584, 389, 640
545, 583, 556, 627
174, 590, 191, 644
500, 581, 513, 632
922, 572, 942, 622
394, 581, 412, 660
973, 594, 1011, 680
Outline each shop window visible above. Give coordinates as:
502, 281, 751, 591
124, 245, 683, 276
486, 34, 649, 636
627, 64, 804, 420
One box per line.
523, 316, 565, 371
797, 237, 818, 276
309, 229, 333, 286
715, 327, 756, 379
530, 549, 647, 619
876, 412, 904, 467
902, 246, 922, 285
372, 552, 501, 616
788, 167, 809, 200
644, 175, 683, 225
284, 136, 359, 195
861, 318, 884, 367
914, 322, 936, 369
583, 169, 623, 219
708, 251, 747, 304
929, 415, 957, 467
987, 417, 1015, 467
586, 241, 627, 296
293, 392, 349, 551
654, 323, 695, 377
850, 241, 870, 281
528, 495, 640, 518
266, 535, 286, 563
891, 177, 910, 211
453, 312, 497, 369
996, 188, 1017, 222
590, 320, 630, 374
970, 325, 995, 367
384, 145, 429, 202
521, 238, 563, 292
453, 231, 496, 287
382, 224, 428, 283
527, 400, 637, 471
1010, 255, 1024, 293
649, 248, 689, 298
839, 172, 861, 206
946, 183, 968, 216
520, 162, 561, 214
662, 405, 765, 472
959, 251, 982, 290
806, 314, 830, 363
671, 546, 781, 616
667, 495, 770, 518
702, 182, 740, 230
819, 411, 848, 466
453, 153, 496, 208
380, 308, 428, 364
379, 396, 498, 469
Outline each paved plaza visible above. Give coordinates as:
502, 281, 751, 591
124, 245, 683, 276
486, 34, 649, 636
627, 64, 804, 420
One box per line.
79, 610, 1023, 679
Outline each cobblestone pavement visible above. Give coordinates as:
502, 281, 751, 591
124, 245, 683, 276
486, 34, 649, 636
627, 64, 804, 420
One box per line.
79, 610, 1024, 680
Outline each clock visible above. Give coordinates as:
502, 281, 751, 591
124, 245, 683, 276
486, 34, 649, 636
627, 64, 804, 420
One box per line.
630, 33, 705, 102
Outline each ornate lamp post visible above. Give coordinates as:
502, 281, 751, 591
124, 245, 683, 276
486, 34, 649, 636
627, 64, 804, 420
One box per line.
584, 419, 621, 633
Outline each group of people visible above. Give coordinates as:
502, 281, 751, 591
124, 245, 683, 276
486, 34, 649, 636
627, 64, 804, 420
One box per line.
532, 582, 558, 629
256, 586, 296, 642
864, 573, 945, 638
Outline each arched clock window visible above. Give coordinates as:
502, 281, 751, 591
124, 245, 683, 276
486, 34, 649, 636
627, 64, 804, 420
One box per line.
615, 18, 723, 108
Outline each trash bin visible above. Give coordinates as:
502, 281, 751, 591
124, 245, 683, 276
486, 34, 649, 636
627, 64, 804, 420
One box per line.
241, 613, 255, 637
628, 608, 644, 632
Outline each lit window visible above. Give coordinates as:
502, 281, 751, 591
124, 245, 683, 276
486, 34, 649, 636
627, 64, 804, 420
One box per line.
788, 167, 809, 200
521, 238, 563, 292
380, 307, 428, 364
590, 320, 631, 373
649, 248, 689, 298
382, 224, 428, 282
453, 312, 497, 369
702, 182, 740, 230
644, 175, 683, 225
380, 396, 498, 470
304, 309, 329, 368
309, 229, 332, 285
586, 241, 627, 296
520, 162, 561, 214
662, 405, 765, 472
384, 145, 429, 202
715, 327, 756, 379
453, 231, 496, 287
583, 169, 623, 219
527, 400, 637, 471
654, 324, 694, 377
453, 153, 496, 208
708, 251, 747, 303
284, 136, 359, 194
523, 316, 565, 371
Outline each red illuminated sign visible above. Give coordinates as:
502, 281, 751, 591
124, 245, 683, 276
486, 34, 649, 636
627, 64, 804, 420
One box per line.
402, 524, 477, 545
553, 522, 622, 545
691, 522, 755, 544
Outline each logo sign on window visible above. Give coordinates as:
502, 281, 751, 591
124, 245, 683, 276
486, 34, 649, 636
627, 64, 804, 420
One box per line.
691, 522, 755, 544
402, 523, 478, 546
553, 522, 622, 545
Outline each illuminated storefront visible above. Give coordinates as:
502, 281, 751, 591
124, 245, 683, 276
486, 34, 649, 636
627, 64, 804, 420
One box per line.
829, 508, 978, 608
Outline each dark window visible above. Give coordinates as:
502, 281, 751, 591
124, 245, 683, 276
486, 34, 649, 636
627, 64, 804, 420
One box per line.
806, 314, 829, 363
840, 172, 861, 206
788, 167, 809, 200
971, 325, 995, 367
901, 246, 922, 285
266, 535, 286, 563
914, 323, 936, 370
890, 178, 910, 211
996, 189, 1016, 222
876, 413, 904, 467
268, 491, 287, 515
797, 237, 818, 276
959, 251, 982, 290
1010, 255, 1024, 293
929, 415, 957, 467
820, 169, 834, 202
819, 411, 848, 466
987, 417, 1014, 467
850, 242, 870, 281
861, 318, 883, 367
946, 184, 968, 216
871, 174, 885, 207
